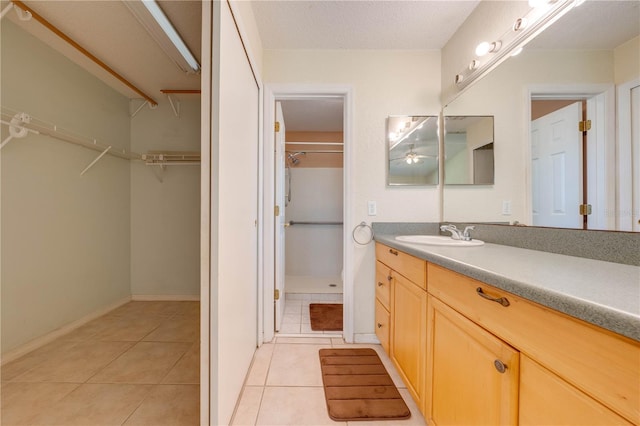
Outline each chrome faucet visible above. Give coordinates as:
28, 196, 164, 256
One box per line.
440, 224, 475, 241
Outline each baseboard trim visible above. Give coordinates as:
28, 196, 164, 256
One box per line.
1, 296, 132, 365
131, 294, 200, 301
354, 333, 380, 344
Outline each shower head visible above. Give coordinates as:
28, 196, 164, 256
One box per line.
287, 151, 305, 166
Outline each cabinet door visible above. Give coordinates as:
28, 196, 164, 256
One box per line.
426, 296, 519, 426
391, 273, 427, 404
375, 260, 392, 310
520, 355, 633, 425
375, 300, 391, 354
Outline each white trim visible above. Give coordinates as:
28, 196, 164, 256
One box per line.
262, 84, 355, 344
354, 333, 381, 344
199, 1, 212, 425
131, 294, 200, 301
0, 296, 131, 365
524, 84, 615, 229
617, 78, 640, 231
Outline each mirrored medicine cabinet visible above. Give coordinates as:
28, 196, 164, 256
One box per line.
386, 115, 439, 186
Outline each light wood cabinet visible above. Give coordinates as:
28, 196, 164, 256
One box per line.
375, 243, 427, 407
428, 263, 640, 424
519, 355, 633, 425
375, 243, 639, 425
426, 295, 519, 425
391, 272, 427, 404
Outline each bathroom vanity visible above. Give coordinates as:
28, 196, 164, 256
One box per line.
374, 238, 639, 425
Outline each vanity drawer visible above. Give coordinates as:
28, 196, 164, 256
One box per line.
375, 299, 391, 354
428, 263, 640, 423
375, 243, 426, 289
375, 261, 392, 310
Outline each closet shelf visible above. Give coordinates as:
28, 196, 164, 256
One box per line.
142, 151, 201, 166
1, 109, 140, 161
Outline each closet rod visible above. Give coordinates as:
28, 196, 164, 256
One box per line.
11, 0, 158, 107
294, 150, 343, 154
160, 90, 201, 94
286, 141, 343, 146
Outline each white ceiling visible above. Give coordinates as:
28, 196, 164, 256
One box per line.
250, 0, 481, 50
280, 99, 344, 132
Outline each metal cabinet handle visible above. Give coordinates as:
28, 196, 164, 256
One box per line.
389, 249, 398, 256
494, 359, 507, 373
377, 282, 384, 287
387, 275, 392, 282
377, 323, 383, 328
476, 287, 510, 307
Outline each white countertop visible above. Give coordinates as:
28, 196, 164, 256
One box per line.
376, 235, 640, 342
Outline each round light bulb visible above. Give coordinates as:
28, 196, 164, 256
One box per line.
511, 47, 524, 57
475, 41, 491, 57
406, 157, 412, 164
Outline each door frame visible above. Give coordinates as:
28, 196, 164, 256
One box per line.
524, 84, 615, 229
617, 78, 640, 231
261, 84, 355, 344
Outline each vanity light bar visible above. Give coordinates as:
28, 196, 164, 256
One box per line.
455, 0, 578, 91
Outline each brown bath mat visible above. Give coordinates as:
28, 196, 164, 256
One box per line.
309, 303, 343, 331
319, 348, 411, 421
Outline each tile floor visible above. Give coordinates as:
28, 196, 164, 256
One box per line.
231, 336, 426, 425
1, 301, 200, 426
279, 294, 344, 335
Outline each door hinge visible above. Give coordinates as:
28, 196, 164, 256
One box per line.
579, 204, 592, 215
274, 205, 280, 216
275, 121, 280, 132
274, 289, 280, 300
578, 120, 591, 132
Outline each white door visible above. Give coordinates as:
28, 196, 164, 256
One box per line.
632, 85, 640, 232
531, 102, 583, 228
274, 102, 286, 330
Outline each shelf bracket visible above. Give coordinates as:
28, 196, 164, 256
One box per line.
80, 145, 111, 175
166, 94, 180, 118
0, 112, 35, 151
0, 2, 14, 19
150, 163, 165, 183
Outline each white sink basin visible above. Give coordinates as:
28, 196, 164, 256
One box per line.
395, 235, 484, 247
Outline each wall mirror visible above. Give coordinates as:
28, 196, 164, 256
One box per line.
444, 116, 494, 185
442, 0, 639, 231
387, 115, 439, 186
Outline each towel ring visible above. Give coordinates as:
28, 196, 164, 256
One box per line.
352, 221, 374, 245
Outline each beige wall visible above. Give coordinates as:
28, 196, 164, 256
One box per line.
264, 49, 441, 337
130, 99, 201, 297
614, 35, 640, 84
1, 21, 131, 353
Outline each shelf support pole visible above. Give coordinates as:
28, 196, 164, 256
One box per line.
80, 145, 112, 175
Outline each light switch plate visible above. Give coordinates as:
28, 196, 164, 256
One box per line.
502, 200, 512, 215
367, 201, 377, 216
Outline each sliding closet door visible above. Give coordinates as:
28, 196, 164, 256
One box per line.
207, 1, 259, 424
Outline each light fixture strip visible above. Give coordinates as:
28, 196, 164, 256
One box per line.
455, 0, 577, 91
140, 0, 200, 73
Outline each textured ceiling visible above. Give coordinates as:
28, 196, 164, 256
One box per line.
250, 0, 481, 50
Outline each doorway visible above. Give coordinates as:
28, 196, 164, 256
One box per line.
527, 85, 616, 230
262, 85, 355, 344
275, 99, 344, 335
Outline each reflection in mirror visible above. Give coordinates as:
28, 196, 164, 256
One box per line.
442, 0, 640, 231
387, 116, 439, 186
444, 116, 494, 185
